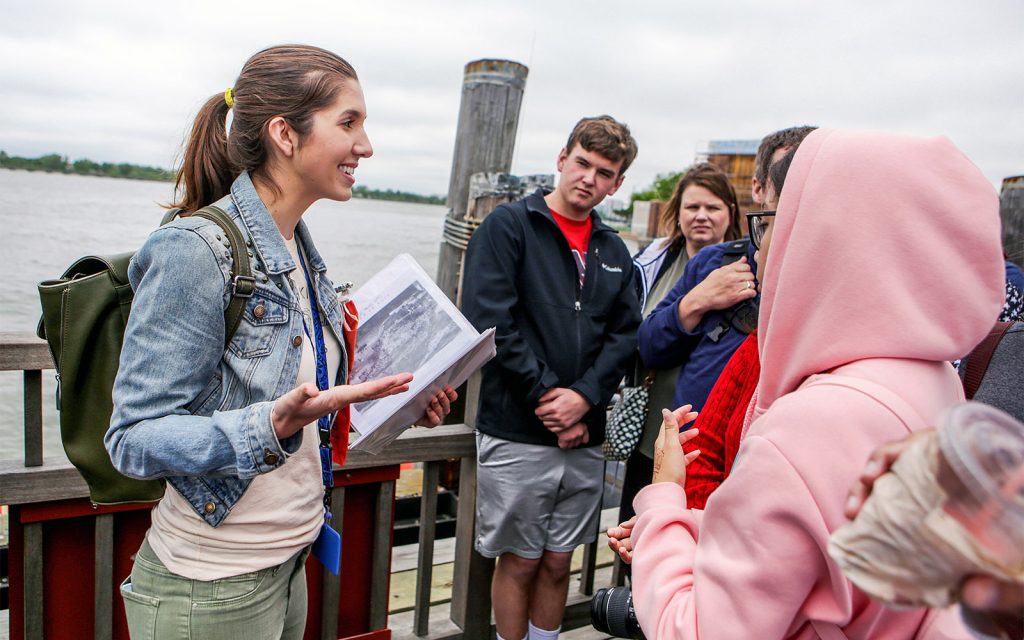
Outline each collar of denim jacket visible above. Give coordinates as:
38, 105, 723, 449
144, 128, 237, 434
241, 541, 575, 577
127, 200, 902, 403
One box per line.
228, 171, 326, 276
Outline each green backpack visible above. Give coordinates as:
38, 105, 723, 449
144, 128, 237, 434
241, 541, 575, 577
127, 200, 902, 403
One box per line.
37, 205, 255, 505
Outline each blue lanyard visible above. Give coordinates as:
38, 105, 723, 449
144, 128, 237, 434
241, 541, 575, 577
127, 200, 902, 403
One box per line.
296, 242, 335, 520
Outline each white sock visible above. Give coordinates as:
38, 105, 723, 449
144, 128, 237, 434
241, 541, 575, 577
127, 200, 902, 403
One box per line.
528, 621, 560, 640
495, 634, 528, 640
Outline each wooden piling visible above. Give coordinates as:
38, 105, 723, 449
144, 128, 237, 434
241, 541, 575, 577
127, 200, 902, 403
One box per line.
436, 59, 529, 304
1001, 175, 1024, 268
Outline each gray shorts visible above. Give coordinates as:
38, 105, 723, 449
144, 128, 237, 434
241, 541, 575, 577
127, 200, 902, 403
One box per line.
474, 432, 605, 559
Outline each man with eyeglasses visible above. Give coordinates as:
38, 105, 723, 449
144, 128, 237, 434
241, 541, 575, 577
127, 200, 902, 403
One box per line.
752, 126, 817, 209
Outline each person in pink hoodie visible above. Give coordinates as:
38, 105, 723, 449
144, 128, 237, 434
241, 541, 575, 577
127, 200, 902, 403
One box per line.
616, 128, 1006, 639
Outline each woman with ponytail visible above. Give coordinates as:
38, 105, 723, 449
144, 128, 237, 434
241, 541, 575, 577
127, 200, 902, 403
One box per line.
106, 44, 456, 639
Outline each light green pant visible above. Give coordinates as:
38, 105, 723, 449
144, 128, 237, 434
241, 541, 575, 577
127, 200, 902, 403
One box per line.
119, 536, 309, 640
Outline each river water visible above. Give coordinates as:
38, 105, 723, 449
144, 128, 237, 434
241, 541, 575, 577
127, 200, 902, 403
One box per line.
0, 169, 446, 461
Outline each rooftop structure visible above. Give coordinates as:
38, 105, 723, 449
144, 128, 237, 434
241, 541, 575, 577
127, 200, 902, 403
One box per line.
696, 139, 760, 221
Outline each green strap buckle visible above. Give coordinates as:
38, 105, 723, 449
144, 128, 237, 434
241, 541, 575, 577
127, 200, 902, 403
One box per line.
231, 275, 256, 298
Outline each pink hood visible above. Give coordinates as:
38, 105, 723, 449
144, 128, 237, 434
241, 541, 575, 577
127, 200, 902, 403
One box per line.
629, 129, 1005, 639
755, 128, 1004, 415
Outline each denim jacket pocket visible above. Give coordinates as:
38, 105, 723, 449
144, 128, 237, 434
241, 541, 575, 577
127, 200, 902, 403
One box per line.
227, 292, 289, 359
187, 369, 223, 416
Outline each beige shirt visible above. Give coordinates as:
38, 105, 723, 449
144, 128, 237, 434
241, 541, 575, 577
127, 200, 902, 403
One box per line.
148, 235, 341, 580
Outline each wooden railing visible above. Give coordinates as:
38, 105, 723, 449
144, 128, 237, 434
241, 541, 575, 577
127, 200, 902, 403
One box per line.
0, 332, 616, 640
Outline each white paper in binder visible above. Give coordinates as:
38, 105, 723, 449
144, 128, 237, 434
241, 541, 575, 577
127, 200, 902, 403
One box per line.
346, 253, 495, 454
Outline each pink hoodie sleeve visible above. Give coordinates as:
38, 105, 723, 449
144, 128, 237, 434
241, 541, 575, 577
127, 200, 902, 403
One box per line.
631, 436, 840, 640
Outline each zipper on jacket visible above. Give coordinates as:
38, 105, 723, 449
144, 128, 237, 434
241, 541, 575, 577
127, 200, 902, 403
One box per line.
536, 204, 615, 380
574, 245, 596, 379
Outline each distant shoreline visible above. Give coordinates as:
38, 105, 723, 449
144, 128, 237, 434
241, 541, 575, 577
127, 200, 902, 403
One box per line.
0, 152, 446, 206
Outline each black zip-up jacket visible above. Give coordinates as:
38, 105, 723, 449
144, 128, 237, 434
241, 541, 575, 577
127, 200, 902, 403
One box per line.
462, 189, 642, 447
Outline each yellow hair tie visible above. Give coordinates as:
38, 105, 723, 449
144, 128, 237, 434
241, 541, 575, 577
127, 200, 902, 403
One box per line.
224, 87, 235, 109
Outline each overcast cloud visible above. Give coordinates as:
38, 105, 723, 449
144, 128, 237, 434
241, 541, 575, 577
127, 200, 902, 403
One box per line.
1, 0, 1021, 198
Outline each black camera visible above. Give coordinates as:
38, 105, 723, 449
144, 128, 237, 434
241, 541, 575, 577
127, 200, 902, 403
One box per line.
723, 298, 758, 335
706, 297, 758, 343
590, 586, 645, 639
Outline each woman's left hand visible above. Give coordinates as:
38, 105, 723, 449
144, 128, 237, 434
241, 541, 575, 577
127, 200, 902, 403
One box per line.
607, 516, 638, 564
414, 385, 458, 427
652, 405, 702, 487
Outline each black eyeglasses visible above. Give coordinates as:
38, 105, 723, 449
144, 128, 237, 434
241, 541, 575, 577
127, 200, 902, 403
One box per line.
746, 210, 776, 250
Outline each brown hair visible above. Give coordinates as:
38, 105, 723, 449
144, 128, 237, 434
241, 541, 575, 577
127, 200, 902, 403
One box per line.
564, 115, 639, 175
171, 44, 358, 212
659, 162, 742, 251
754, 126, 816, 192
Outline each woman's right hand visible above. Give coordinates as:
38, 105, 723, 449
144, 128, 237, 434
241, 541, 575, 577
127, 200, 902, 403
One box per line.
677, 257, 757, 332
271, 373, 413, 439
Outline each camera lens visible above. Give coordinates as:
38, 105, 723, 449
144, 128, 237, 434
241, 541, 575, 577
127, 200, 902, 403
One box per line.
590, 586, 645, 639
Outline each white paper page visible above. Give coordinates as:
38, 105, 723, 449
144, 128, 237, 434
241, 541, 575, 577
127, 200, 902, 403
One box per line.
344, 254, 496, 453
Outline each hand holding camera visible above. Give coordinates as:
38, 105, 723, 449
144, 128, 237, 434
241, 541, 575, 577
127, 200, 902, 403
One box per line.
676, 257, 757, 333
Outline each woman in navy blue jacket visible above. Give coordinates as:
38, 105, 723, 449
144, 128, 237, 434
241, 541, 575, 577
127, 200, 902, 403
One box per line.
637, 242, 758, 417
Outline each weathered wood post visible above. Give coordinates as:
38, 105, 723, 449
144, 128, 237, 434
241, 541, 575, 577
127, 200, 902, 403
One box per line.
436, 59, 529, 303
1001, 175, 1024, 268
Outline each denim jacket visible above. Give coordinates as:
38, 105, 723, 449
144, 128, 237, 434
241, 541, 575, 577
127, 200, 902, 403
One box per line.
106, 172, 348, 527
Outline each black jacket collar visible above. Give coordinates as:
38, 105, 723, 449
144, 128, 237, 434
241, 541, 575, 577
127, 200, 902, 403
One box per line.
524, 188, 617, 235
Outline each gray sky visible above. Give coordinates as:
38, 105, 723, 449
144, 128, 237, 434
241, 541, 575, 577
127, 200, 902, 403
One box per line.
2, 0, 1021, 199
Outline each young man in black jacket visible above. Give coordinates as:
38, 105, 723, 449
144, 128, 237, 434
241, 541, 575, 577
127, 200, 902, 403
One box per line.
462, 115, 641, 640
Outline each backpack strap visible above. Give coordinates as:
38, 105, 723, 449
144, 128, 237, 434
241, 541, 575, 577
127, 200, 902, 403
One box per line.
162, 206, 255, 346
707, 239, 752, 342
801, 372, 928, 436
192, 206, 255, 347
810, 620, 849, 640
719, 238, 749, 266
159, 207, 183, 226
962, 321, 1012, 400
802, 371, 929, 640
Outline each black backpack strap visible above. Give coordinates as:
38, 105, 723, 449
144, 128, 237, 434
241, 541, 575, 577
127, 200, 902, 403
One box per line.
706, 239, 752, 342
963, 321, 1012, 400
191, 206, 256, 347
719, 239, 749, 266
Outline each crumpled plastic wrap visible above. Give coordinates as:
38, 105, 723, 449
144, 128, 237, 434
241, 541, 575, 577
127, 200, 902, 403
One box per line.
829, 408, 1024, 609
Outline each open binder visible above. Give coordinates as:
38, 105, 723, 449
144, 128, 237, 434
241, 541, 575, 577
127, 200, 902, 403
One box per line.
347, 254, 496, 453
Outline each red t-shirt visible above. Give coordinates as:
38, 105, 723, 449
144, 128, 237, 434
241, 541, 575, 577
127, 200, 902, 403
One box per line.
551, 208, 592, 287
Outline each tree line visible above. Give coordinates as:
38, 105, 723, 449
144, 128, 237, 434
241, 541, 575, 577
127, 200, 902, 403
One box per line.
0, 151, 175, 181
0, 151, 447, 205
351, 185, 445, 205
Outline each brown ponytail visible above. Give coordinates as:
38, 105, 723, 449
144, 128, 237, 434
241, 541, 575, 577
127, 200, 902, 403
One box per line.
170, 44, 358, 213
172, 94, 233, 213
